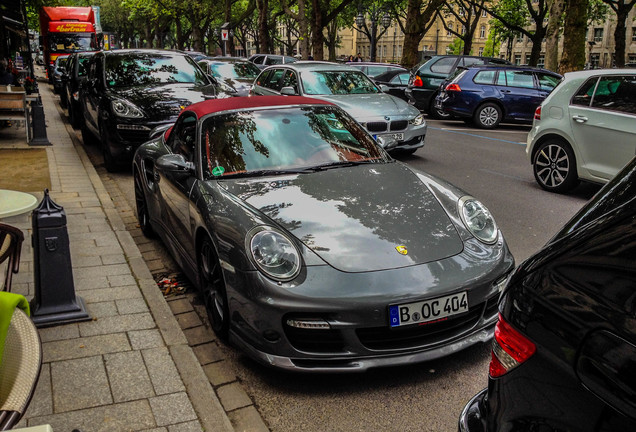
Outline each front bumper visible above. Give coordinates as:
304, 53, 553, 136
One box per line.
458, 388, 488, 432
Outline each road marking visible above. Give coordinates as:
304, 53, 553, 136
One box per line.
429, 126, 527, 146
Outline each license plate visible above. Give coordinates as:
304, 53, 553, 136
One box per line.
389, 292, 468, 327
383, 132, 404, 141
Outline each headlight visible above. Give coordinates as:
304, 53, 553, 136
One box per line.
409, 114, 425, 126
112, 99, 144, 118
248, 227, 301, 281
458, 196, 498, 244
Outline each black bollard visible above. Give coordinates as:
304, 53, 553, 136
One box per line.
29, 94, 51, 146
30, 189, 90, 327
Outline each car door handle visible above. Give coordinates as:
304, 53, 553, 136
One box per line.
573, 115, 588, 123
500, 90, 511, 93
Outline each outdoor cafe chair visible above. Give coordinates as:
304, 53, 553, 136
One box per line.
0, 223, 24, 293
0, 307, 42, 430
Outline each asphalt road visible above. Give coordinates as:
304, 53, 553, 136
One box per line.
79, 117, 600, 432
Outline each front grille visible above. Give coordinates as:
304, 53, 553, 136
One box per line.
366, 122, 387, 132
390, 120, 408, 131
117, 129, 151, 144
284, 324, 346, 353
357, 299, 490, 351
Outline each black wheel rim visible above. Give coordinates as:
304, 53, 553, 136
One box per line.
200, 240, 226, 332
535, 144, 570, 188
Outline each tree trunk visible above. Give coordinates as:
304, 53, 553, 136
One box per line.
613, 8, 628, 67
528, 28, 546, 66
256, 0, 270, 53
545, 0, 565, 72
400, 0, 444, 68
299, 0, 310, 59
559, 0, 587, 73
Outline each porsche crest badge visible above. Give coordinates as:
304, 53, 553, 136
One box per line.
396, 245, 408, 255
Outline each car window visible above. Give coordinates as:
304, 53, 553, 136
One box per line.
366, 66, 389, 77
281, 70, 298, 92
251, 55, 264, 65
536, 73, 560, 91
571, 77, 598, 106
78, 56, 91, 76
495, 71, 506, 86
262, 68, 285, 91
391, 73, 410, 85
209, 62, 260, 79
301, 70, 380, 95
473, 70, 496, 84
590, 75, 636, 114
462, 57, 485, 67
265, 56, 283, 65
503, 70, 534, 89
201, 106, 388, 178
168, 113, 198, 162
430, 57, 457, 74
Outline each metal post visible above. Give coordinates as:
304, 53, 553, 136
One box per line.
30, 189, 91, 327
29, 93, 51, 146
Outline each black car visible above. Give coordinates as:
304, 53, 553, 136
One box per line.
406, 55, 510, 118
61, 51, 95, 128
197, 57, 260, 96
435, 65, 561, 128
248, 53, 297, 69
372, 69, 411, 102
79, 49, 219, 172
459, 156, 636, 431
52, 54, 69, 97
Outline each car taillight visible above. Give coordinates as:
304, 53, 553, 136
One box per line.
446, 83, 461, 92
489, 314, 536, 378
534, 106, 541, 120
413, 76, 423, 87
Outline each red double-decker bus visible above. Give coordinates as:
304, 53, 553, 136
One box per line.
39, 7, 98, 81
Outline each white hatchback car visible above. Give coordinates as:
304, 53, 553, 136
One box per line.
527, 69, 636, 192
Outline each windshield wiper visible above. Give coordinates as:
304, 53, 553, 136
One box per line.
218, 168, 311, 179
308, 160, 378, 172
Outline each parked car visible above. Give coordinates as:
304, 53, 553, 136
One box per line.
347, 62, 407, 79
134, 95, 515, 372
248, 54, 297, 69
61, 51, 95, 128
52, 54, 70, 96
527, 69, 636, 193
80, 49, 220, 172
371, 69, 411, 102
197, 57, 260, 96
459, 155, 636, 432
251, 62, 427, 155
435, 65, 562, 129
406, 55, 511, 118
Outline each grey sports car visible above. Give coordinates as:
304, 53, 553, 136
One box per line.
133, 95, 514, 372
251, 62, 427, 155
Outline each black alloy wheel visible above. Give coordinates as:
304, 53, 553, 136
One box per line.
532, 139, 579, 193
474, 102, 502, 129
80, 122, 94, 146
100, 124, 119, 173
68, 102, 80, 129
199, 237, 230, 339
134, 171, 154, 237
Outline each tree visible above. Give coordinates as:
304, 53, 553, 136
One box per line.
281, 0, 311, 59
309, 0, 356, 60
601, 0, 636, 67
352, 1, 393, 62
440, 0, 486, 55
544, 0, 566, 71
398, 0, 446, 68
559, 0, 587, 72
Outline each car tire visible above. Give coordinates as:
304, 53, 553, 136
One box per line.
100, 124, 119, 173
428, 97, 453, 120
199, 237, 230, 339
532, 139, 579, 193
134, 170, 154, 238
68, 103, 80, 129
80, 122, 95, 146
474, 103, 502, 129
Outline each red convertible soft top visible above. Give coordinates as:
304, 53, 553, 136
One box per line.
184, 95, 334, 118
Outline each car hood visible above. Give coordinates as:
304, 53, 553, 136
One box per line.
220, 162, 464, 272
312, 93, 417, 119
113, 83, 217, 120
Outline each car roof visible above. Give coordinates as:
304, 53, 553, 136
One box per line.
103, 49, 187, 57
462, 64, 562, 75
263, 61, 359, 72
184, 95, 335, 118
347, 62, 405, 67
563, 68, 636, 79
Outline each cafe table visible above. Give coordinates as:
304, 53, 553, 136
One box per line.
0, 189, 38, 218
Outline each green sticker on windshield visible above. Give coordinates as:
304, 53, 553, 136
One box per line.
212, 166, 225, 176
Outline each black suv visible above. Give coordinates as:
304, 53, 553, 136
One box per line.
406, 55, 510, 118
61, 51, 95, 128
459, 155, 636, 431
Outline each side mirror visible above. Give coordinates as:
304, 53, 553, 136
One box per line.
280, 86, 297, 95
376, 135, 398, 150
379, 84, 389, 93
156, 154, 195, 175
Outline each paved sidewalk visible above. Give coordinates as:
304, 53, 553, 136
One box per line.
0, 77, 244, 431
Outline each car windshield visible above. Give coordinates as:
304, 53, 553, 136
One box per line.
209, 62, 260, 79
105, 52, 208, 88
301, 70, 381, 95
50, 34, 96, 53
202, 106, 389, 178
